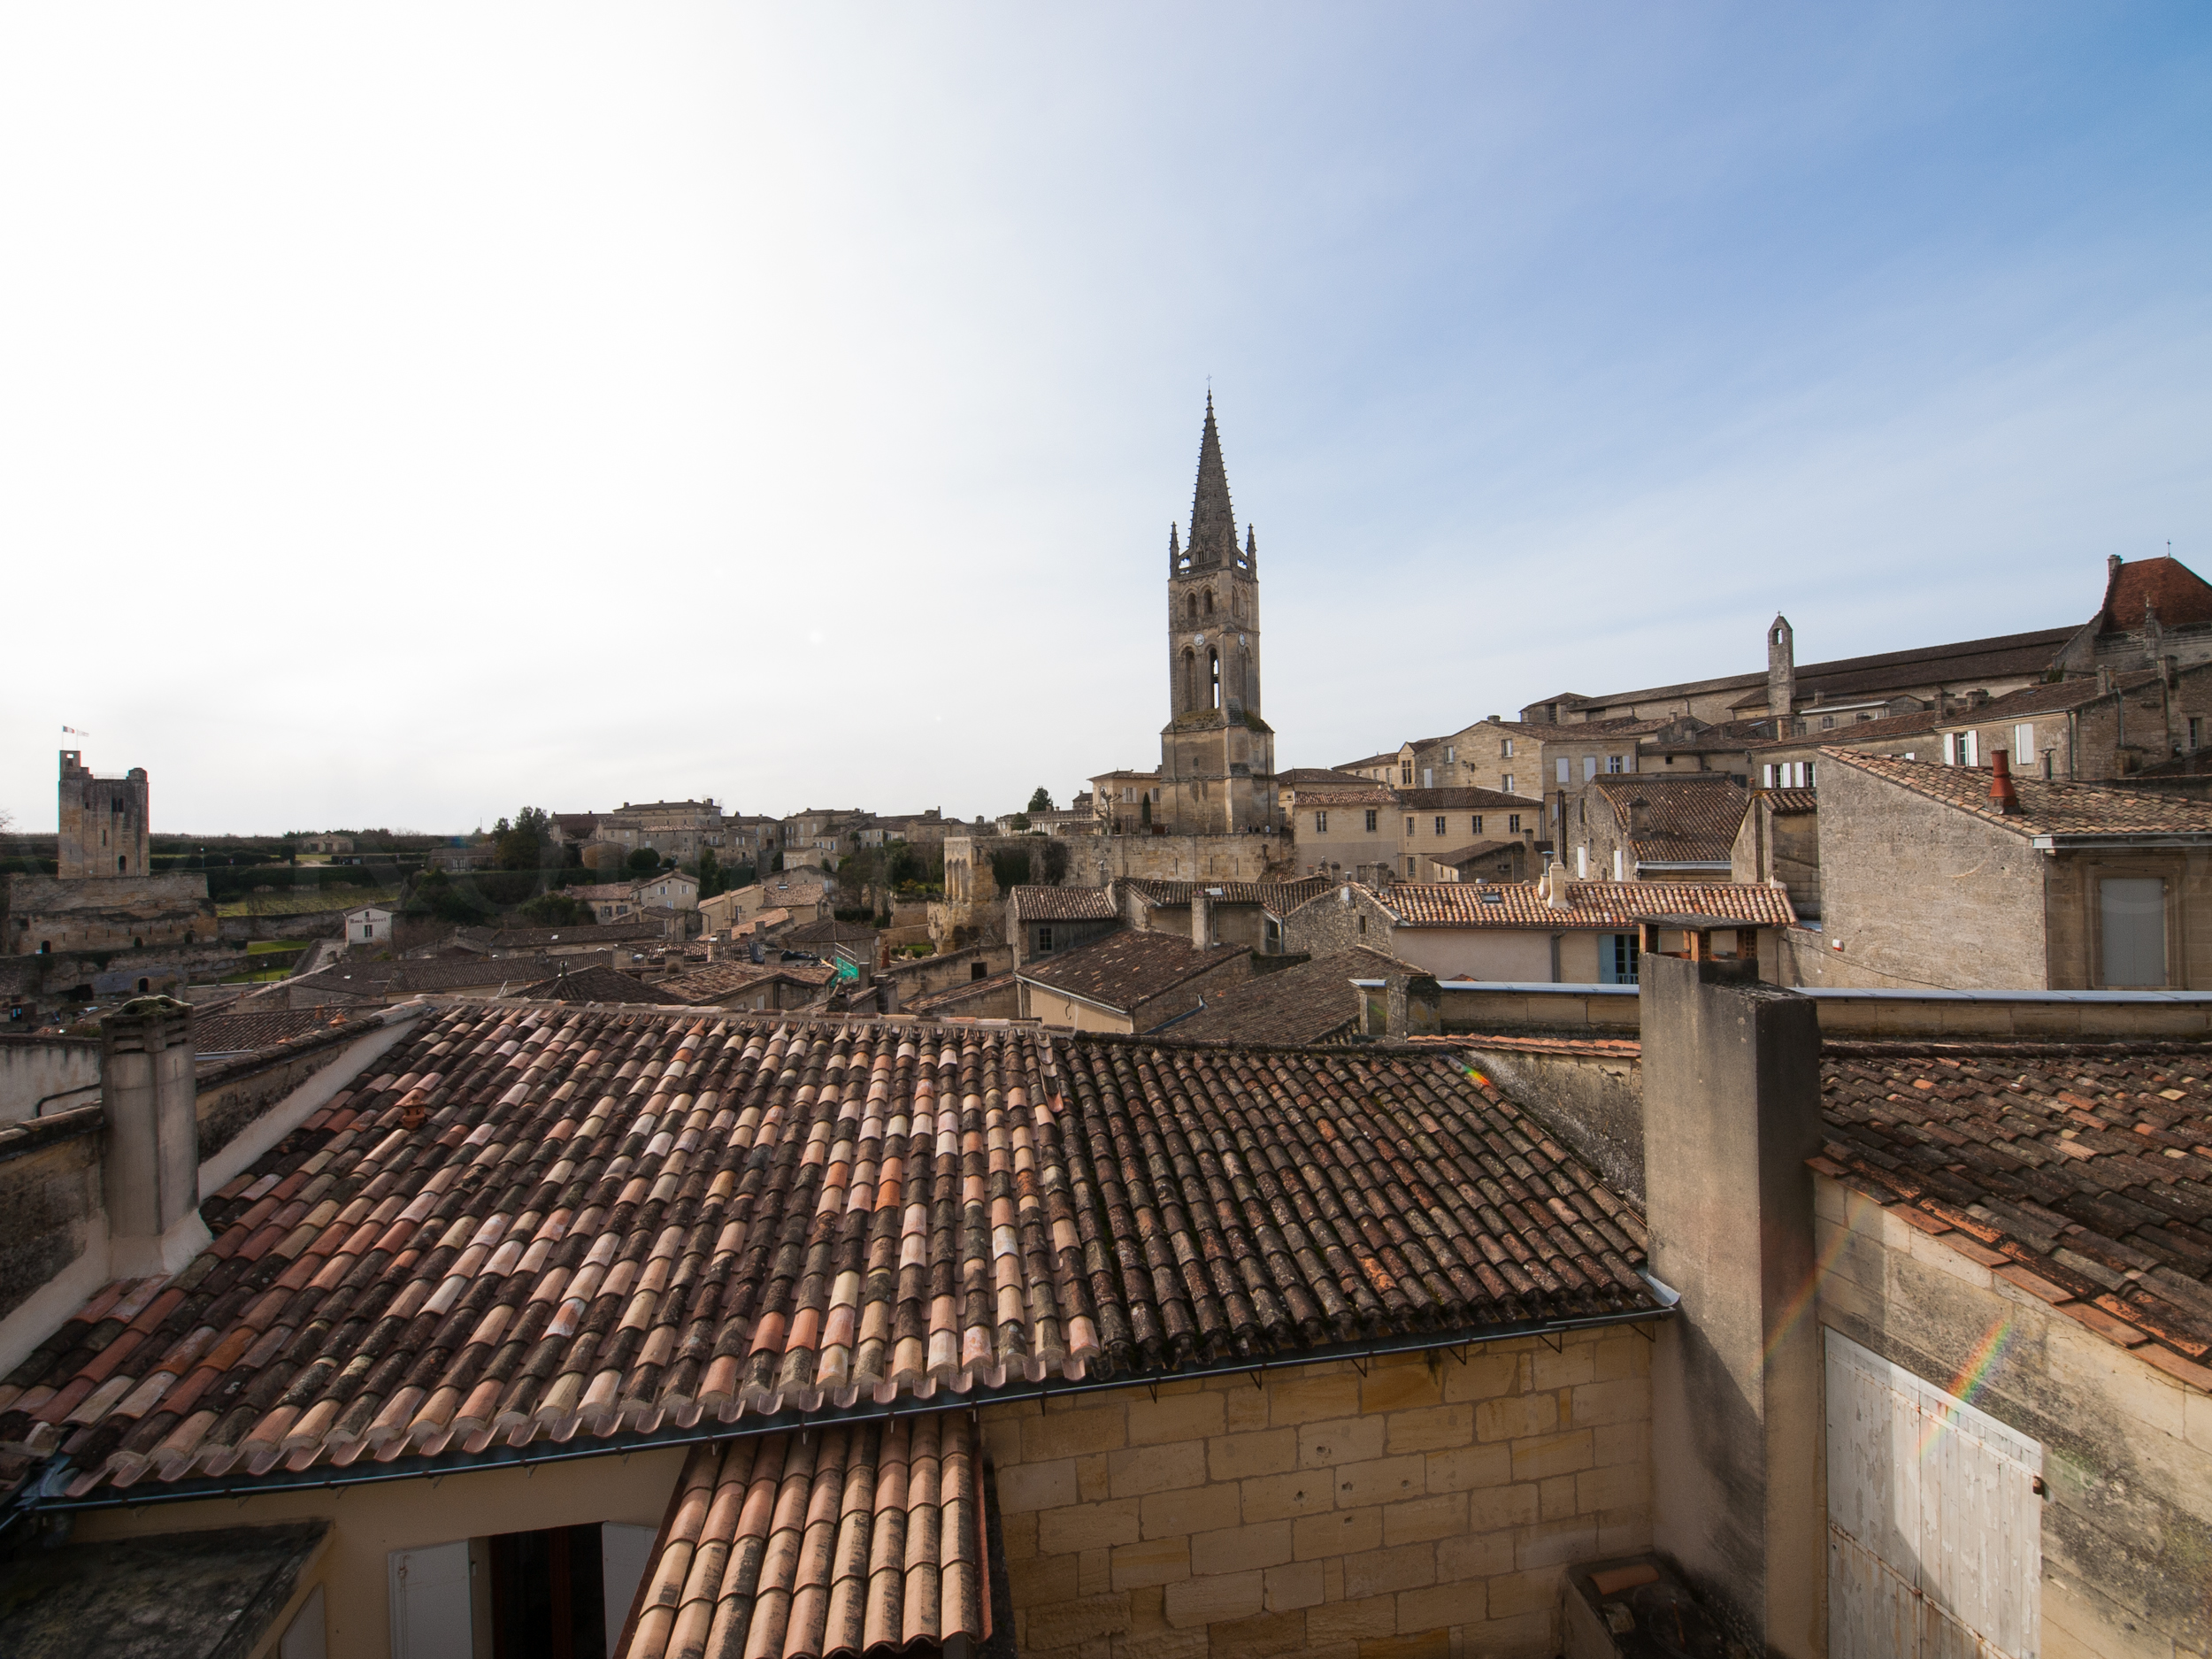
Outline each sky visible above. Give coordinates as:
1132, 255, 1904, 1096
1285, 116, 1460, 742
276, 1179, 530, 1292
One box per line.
4, 4, 2208, 834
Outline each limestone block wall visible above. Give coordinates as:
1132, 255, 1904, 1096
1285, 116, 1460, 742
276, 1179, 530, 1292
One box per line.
982, 1335, 1652, 1659
1815, 1176, 2212, 1658
1083, 835, 1279, 887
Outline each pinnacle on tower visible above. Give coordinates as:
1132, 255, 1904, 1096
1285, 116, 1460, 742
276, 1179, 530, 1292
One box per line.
1187, 391, 1239, 568
1169, 522, 1181, 570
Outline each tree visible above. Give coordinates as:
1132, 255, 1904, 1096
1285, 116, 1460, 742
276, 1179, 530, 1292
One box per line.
1139, 794, 1152, 828
518, 892, 594, 926
495, 805, 553, 872
1008, 812, 1031, 833
1027, 787, 1054, 814
626, 846, 661, 876
695, 847, 724, 900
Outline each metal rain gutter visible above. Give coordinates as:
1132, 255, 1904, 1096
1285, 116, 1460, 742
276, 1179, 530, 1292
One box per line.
23, 1302, 1674, 1517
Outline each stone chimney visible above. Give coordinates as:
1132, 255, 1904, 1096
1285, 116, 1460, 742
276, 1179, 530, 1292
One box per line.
1544, 861, 1573, 910
1627, 797, 1651, 837
1192, 887, 1216, 950
99, 997, 210, 1276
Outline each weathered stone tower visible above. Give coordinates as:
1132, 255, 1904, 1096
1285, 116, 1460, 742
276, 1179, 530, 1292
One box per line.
1767, 614, 1795, 729
58, 749, 150, 879
1158, 396, 1278, 835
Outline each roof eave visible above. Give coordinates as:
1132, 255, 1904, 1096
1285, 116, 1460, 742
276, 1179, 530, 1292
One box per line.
2029, 833, 2212, 850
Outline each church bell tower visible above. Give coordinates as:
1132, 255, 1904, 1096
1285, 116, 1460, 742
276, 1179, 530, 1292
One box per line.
1159, 394, 1277, 835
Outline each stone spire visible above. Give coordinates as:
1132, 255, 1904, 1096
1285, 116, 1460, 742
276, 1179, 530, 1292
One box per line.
1168, 522, 1181, 572
1187, 391, 1239, 568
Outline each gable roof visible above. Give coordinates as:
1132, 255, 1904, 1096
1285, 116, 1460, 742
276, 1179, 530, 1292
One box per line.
1587, 775, 1747, 865
1371, 880, 1795, 932
1758, 787, 1819, 817
901, 972, 1018, 1016
659, 961, 837, 1003
1164, 948, 1413, 1045
1276, 768, 1374, 788
1018, 931, 1246, 1015
1816, 1040, 2212, 1389
1823, 750, 2212, 840
1745, 707, 1940, 753
1395, 787, 1544, 811
189, 1008, 366, 1057
0, 1004, 1657, 1499
1932, 670, 2160, 727
1007, 887, 1118, 923
1724, 627, 2076, 712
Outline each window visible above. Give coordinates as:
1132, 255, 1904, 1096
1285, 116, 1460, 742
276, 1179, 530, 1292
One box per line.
1406, 816, 1416, 836
1501, 773, 1514, 794
1600, 933, 1639, 985
1401, 764, 1413, 785
2015, 723, 2035, 764
1613, 849, 1624, 880
1037, 926, 1054, 952
2101, 877, 2167, 987
2193, 718, 2204, 753
1555, 758, 1570, 786
1445, 746, 1455, 762
1502, 739, 1514, 758
1423, 768, 1434, 787
1471, 815, 1484, 835
1314, 810, 1328, 833
1583, 757, 1598, 781
1820, 715, 1835, 730
1405, 856, 1417, 876
1577, 846, 1588, 877
1433, 815, 1447, 836
1508, 814, 1521, 833
972, 961, 987, 980
1606, 755, 1624, 773
1363, 809, 1378, 832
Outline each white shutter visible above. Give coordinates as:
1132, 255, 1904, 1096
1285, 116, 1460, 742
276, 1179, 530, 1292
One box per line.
2015, 723, 2035, 764
1763, 764, 1776, 787
388, 1540, 473, 1659
1825, 1329, 2041, 1659
1965, 731, 1979, 766
1943, 733, 1958, 765
603, 1523, 658, 1655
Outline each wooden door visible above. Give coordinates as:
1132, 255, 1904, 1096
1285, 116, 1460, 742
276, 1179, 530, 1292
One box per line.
1825, 1329, 2043, 1658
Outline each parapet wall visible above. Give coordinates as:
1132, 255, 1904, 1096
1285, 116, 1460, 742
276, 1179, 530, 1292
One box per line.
0, 1035, 102, 1123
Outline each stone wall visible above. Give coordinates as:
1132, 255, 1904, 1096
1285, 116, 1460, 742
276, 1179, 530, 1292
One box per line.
981, 1336, 1652, 1659
0, 1034, 101, 1123
0, 1106, 103, 1326
1, 872, 219, 956
1464, 1046, 1646, 1209
1815, 1175, 2212, 1657
194, 1025, 373, 1163
1081, 834, 1281, 887
879, 942, 1015, 1007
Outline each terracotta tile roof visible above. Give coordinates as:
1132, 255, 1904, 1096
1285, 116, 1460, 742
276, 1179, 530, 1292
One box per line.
1288, 785, 1396, 807
1719, 627, 2077, 712
1759, 787, 1819, 816
1587, 776, 1747, 865
1395, 787, 1544, 810
2101, 557, 2212, 633
661, 962, 837, 1004
191, 1008, 365, 1056
1164, 949, 1410, 1045
516, 966, 687, 1006
1333, 751, 1403, 772
901, 973, 1018, 1016
1121, 877, 1333, 910
1815, 1040, 2212, 1389
1277, 768, 1373, 787
571, 883, 647, 902
1935, 671, 2159, 725
1824, 751, 2212, 839
1744, 708, 1939, 752
1018, 932, 1246, 1014
783, 919, 879, 947
289, 955, 613, 998
460, 921, 665, 952
0, 1005, 1658, 1497
1006, 887, 1118, 923
618, 1415, 987, 1659
1373, 881, 1795, 931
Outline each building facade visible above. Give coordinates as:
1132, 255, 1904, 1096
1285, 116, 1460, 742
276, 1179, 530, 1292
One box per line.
57, 749, 150, 879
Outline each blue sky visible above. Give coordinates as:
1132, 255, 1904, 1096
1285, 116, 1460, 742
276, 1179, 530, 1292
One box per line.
4, 4, 2207, 831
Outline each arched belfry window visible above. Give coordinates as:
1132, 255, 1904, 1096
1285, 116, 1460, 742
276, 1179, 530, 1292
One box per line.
1203, 591, 1214, 616
1181, 647, 1197, 712
1187, 594, 1199, 619
1209, 649, 1221, 710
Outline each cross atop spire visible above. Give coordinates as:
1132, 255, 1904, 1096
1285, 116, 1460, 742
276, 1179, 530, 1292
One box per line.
1186, 391, 1239, 568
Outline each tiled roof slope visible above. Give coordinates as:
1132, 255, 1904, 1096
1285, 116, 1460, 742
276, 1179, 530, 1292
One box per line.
1935, 670, 2159, 724
288, 955, 613, 998
784, 920, 879, 946
618, 1414, 985, 1659
1006, 887, 1118, 923
461, 921, 665, 952
1166, 949, 1412, 1045
1760, 788, 1819, 817
1276, 768, 1372, 788
1371, 881, 1795, 931
1018, 933, 1245, 1013
0, 1005, 1655, 1494
1745, 708, 1939, 752
1721, 627, 2077, 712
192, 1008, 364, 1056
662, 963, 837, 1004
1286, 785, 1396, 807
1395, 787, 1545, 810
902, 974, 1018, 1016
1824, 751, 2212, 839
1588, 776, 1746, 864
2101, 556, 2212, 633
1816, 1041, 2212, 1387
1122, 876, 1332, 910
517, 967, 687, 1006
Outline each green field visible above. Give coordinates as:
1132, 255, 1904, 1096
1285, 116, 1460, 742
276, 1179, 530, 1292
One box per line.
216, 888, 398, 918
246, 939, 307, 955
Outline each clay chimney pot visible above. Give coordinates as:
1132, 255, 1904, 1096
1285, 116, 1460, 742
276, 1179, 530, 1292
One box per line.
1989, 749, 2020, 816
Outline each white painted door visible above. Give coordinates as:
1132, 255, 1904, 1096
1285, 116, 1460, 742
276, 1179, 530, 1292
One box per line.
1825, 1328, 2043, 1659
388, 1540, 473, 1659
